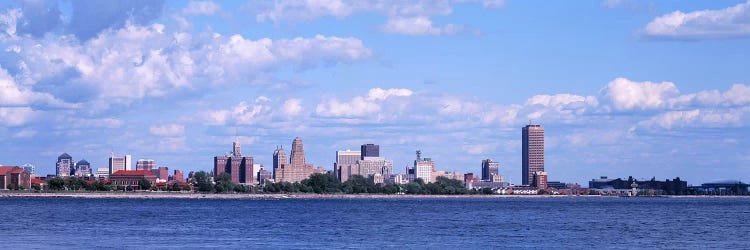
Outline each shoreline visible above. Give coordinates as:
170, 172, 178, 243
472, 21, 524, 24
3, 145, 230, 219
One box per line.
1, 192, 749, 199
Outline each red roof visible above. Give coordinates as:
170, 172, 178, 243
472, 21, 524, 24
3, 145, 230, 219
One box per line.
112, 170, 156, 176
31, 178, 45, 184
0, 166, 20, 175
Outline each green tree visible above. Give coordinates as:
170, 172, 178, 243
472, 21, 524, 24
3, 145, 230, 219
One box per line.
214, 173, 234, 193
47, 177, 65, 191
342, 175, 378, 194
171, 182, 181, 192
31, 183, 42, 192
192, 171, 213, 192
302, 173, 341, 193
138, 178, 152, 190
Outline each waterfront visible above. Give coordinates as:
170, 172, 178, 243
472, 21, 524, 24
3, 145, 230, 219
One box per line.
1, 197, 748, 249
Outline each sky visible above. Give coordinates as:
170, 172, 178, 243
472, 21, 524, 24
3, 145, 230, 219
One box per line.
0, 0, 749, 185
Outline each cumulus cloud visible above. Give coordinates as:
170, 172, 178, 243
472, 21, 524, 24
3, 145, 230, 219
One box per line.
183, 1, 222, 15
67, 0, 165, 41
603, 77, 680, 111
282, 98, 303, 116
204, 97, 274, 126
641, 0, 750, 40
150, 124, 186, 137
315, 88, 413, 117
0, 107, 36, 126
381, 16, 462, 35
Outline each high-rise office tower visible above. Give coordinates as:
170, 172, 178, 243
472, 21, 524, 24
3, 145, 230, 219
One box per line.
481, 159, 499, 181
109, 154, 131, 175
214, 140, 254, 184
360, 144, 379, 159
522, 124, 545, 186
290, 137, 305, 168
75, 159, 92, 177
273, 146, 287, 180
56, 153, 73, 177
136, 159, 156, 171
335, 150, 361, 181
413, 150, 434, 183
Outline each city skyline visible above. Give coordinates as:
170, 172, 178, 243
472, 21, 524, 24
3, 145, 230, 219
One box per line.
0, 1, 749, 185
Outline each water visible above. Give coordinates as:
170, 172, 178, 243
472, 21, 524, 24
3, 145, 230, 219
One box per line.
1, 197, 749, 249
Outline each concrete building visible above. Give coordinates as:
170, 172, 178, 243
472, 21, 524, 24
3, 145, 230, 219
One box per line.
173, 169, 185, 183
214, 141, 255, 185
272, 146, 287, 180
96, 168, 109, 180
74, 159, 92, 177
257, 165, 273, 185
136, 159, 156, 171
339, 157, 394, 182
154, 166, 169, 181
20, 163, 35, 177
109, 154, 132, 175
56, 153, 74, 177
533, 171, 548, 190
109, 170, 157, 190
0, 166, 31, 190
431, 170, 463, 183
481, 159, 499, 182
361, 144, 379, 158
273, 137, 325, 183
334, 150, 361, 181
413, 150, 434, 183
522, 124, 544, 186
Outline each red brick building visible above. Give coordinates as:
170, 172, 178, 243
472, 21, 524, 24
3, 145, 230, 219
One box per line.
110, 170, 157, 190
173, 169, 185, 183
0, 166, 31, 190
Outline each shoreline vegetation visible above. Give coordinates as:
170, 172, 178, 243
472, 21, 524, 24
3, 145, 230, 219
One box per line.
1, 192, 749, 199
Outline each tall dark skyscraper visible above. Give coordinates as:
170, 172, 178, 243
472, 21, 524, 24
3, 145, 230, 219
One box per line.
522, 124, 545, 186
361, 144, 379, 159
481, 159, 499, 181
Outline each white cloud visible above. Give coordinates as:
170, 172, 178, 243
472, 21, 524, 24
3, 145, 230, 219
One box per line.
381, 16, 462, 35
204, 97, 274, 126
366, 88, 413, 100
0, 8, 21, 38
282, 98, 303, 116
0, 107, 35, 126
603, 77, 680, 111
638, 108, 746, 130
642, 0, 750, 39
0, 68, 76, 108
315, 88, 413, 117
150, 124, 186, 137
183, 1, 222, 15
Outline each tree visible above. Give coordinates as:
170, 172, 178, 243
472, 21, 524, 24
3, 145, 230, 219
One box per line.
138, 178, 152, 190
192, 171, 213, 192
171, 182, 181, 192
214, 173, 234, 193
31, 183, 42, 192
342, 175, 377, 194
302, 173, 341, 194
47, 177, 65, 191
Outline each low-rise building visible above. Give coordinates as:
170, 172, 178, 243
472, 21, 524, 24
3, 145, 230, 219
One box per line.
0, 166, 31, 190
109, 170, 157, 190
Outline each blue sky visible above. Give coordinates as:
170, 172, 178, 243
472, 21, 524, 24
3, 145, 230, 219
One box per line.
1, 0, 749, 185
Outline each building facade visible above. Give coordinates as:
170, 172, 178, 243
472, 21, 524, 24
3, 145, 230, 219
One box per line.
361, 144, 379, 158
522, 124, 544, 186
20, 163, 35, 177
74, 159, 92, 177
339, 157, 394, 182
109, 170, 157, 190
334, 150, 361, 181
173, 170, 184, 183
481, 159, 499, 182
214, 141, 255, 185
533, 171, 548, 189
109, 155, 132, 175
56, 153, 73, 177
413, 150, 434, 183
273, 137, 324, 183
136, 159, 156, 171
0, 166, 31, 190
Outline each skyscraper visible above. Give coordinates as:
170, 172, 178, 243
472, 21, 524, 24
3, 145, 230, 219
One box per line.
214, 140, 255, 184
522, 124, 545, 186
272, 146, 287, 180
75, 159, 92, 177
360, 144, 379, 159
413, 150, 434, 183
109, 155, 131, 175
274, 137, 324, 183
136, 159, 156, 171
481, 159, 499, 181
56, 153, 73, 177
334, 150, 360, 181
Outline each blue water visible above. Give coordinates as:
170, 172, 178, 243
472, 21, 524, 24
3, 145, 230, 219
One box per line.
1, 197, 749, 249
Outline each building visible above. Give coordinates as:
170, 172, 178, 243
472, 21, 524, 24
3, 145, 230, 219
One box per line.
109, 154, 132, 175
272, 146, 287, 180
109, 170, 157, 190
173, 169, 185, 183
339, 157, 394, 182
20, 163, 35, 177
74, 159, 92, 177
56, 153, 74, 177
361, 144, 379, 158
257, 165, 273, 185
690, 180, 749, 195
153, 166, 169, 181
533, 171, 548, 189
273, 137, 325, 183
96, 168, 109, 180
413, 150, 434, 183
588, 176, 688, 195
214, 141, 255, 185
0, 166, 31, 190
334, 150, 361, 181
136, 159, 156, 171
522, 124, 544, 186
547, 181, 567, 190
431, 170, 464, 183
481, 159, 500, 182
